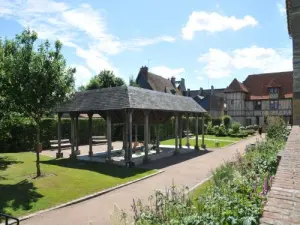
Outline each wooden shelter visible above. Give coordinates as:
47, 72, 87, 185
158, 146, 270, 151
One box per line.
56, 86, 207, 166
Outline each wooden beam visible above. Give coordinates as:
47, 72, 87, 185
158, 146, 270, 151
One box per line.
75, 115, 79, 154
57, 113, 62, 158
186, 114, 190, 147
70, 114, 76, 158
195, 115, 199, 151
156, 124, 160, 153
144, 110, 149, 162
128, 110, 133, 164
179, 114, 182, 148
202, 113, 205, 149
88, 113, 93, 156
106, 112, 112, 160
174, 113, 179, 154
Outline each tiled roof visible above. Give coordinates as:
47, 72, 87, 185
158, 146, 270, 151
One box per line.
57, 86, 206, 114
243, 71, 293, 100
145, 72, 181, 95
224, 78, 249, 93
286, 0, 292, 36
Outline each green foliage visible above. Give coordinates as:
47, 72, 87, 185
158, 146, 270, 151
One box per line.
212, 117, 222, 126
213, 125, 219, 135
84, 70, 125, 90
129, 75, 139, 87
266, 116, 288, 141
232, 122, 241, 134
216, 124, 227, 136
206, 121, 214, 135
222, 115, 231, 129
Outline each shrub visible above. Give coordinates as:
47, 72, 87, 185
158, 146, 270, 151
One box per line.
222, 115, 231, 130
213, 125, 219, 135
212, 118, 222, 126
232, 122, 241, 134
266, 116, 288, 140
245, 129, 256, 135
216, 124, 227, 136
206, 121, 214, 135
253, 124, 259, 131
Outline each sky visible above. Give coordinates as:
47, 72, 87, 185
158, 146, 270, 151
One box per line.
0, 0, 292, 90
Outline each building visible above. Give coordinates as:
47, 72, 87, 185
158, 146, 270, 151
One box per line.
224, 71, 293, 126
184, 86, 225, 118
136, 66, 184, 95
286, 0, 300, 125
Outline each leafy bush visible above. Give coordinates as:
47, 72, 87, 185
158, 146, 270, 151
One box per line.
245, 129, 256, 135
206, 121, 214, 135
213, 125, 219, 135
212, 118, 222, 126
266, 116, 288, 141
216, 124, 227, 136
232, 122, 241, 134
222, 115, 231, 129
253, 124, 259, 131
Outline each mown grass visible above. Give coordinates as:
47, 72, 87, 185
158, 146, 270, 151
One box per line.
0, 152, 156, 217
160, 138, 237, 148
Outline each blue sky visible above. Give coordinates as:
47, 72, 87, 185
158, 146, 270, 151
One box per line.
0, 0, 292, 90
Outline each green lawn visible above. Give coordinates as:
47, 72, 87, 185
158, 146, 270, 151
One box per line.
0, 153, 156, 217
191, 179, 212, 203
160, 134, 243, 148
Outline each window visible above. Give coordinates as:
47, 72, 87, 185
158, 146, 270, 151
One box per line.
269, 100, 279, 110
231, 100, 234, 104
269, 88, 278, 94
253, 101, 261, 110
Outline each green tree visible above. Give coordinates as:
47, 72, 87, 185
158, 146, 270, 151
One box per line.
84, 70, 125, 90
0, 29, 75, 177
129, 75, 139, 87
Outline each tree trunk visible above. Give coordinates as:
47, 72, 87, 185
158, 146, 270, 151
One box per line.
36, 121, 41, 177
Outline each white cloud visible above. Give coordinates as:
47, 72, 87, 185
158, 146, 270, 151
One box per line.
71, 64, 93, 87
151, 66, 185, 79
0, 0, 175, 85
198, 46, 292, 79
182, 11, 258, 40
277, 1, 286, 16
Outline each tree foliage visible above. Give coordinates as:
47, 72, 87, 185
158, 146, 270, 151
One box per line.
82, 70, 125, 90
129, 75, 139, 87
0, 29, 75, 176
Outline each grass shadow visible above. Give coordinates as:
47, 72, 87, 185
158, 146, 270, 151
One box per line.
140, 150, 213, 170
0, 180, 43, 216
0, 156, 23, 180
41, 158, 153, 178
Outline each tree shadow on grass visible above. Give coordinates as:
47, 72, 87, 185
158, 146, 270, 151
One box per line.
41, 158, 153, 179
0, 156, 23, 180
0, 180, 43, 216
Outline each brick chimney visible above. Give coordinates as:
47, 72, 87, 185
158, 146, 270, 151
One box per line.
171, 76, 176, 87
139, 66, 148, 78
187, 88, 191, 97
200, 87, 204, 96
211, 85, 214, 95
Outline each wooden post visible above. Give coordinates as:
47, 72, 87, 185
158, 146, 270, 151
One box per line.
128, 110, 133, 164
186, 114, 190, 147
122, 124, 126, 149
179, 115, 182, 148
106, 112, 112, 161
175, 113, 179, 154
75, 115, 79, 154
70, 114, 76, 158
156, 124, 160, 153
88, 113, 93, 156
195, 115, 199, 151
144, 111, 149, 162
135, 124, 138, 143
124, 112, 128, 161
202, 113, 205, 149
57, 113, 62, 158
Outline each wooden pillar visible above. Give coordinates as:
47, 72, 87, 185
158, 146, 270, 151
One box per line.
88, 113, 93, 156
75, 115, 79, 154
148, 126, 151, 143
144, 111, 149, 162
122, 124, 126, 149
156, 124, 160, 153
124, 111, 128, 161
135, 124, 138, 143
195, 115, 199, 151
202, 113, 205, 149
128, 110, 133, 164
186, 114, 190, 147
70, 114, 76, 158
106, 112, 112, 160
57, 113, 62, 158
175, 113, 179, 154
179, 115, 182, 148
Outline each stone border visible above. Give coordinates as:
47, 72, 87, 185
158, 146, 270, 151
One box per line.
18, 169, 164, 223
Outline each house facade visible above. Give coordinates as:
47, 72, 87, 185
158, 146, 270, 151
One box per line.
286, 0, 300, 125
224, 72, 293, 126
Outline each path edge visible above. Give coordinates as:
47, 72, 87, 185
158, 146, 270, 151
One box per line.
19, 169, 164, 222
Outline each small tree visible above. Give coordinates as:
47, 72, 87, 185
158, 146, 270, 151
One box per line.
222, 115, 231, 130
129, 75, 139, 87
85, 70, 125, 90
1, 29, 75, 177
232, 122, 241, 134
